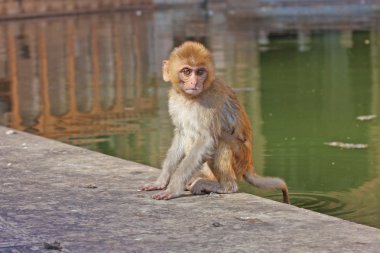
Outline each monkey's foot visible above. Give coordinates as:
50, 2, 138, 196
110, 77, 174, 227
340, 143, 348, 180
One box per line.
141, 183, 166, 191
190, 179, 238, 195
152, 190, 180, 200
185, 181, 194, 191
189, 179, 223, 195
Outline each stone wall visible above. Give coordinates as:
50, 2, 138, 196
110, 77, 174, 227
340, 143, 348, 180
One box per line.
0, 0, 153, 20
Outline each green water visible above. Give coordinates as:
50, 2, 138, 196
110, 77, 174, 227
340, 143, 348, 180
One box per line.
0, 11, 379, 228
241, 33, 380, 227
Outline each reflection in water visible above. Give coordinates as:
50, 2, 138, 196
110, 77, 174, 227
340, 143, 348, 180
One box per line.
0, 12, 158, 144
0, 7, 380, 228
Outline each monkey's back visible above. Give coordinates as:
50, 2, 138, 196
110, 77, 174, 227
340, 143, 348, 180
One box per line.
213, 80, 254, 178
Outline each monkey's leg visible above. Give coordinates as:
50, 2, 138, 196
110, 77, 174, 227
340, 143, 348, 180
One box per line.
153, 138, 213, 200
211, 143, 239, 193
142, 132, 184, 191
190, 143, 238, 195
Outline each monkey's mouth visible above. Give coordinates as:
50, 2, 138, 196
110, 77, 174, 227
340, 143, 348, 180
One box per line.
184, 88, 201, 95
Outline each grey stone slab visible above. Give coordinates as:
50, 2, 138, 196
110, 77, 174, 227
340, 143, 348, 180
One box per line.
1, 126, 380, 253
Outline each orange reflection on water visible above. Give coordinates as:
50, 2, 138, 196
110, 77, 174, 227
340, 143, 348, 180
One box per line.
0, 13, 158, 145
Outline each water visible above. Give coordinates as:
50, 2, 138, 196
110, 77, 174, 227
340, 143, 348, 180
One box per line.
0, 8, 379, 228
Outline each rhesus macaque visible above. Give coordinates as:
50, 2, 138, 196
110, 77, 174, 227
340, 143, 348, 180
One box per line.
142, 41, 290, 204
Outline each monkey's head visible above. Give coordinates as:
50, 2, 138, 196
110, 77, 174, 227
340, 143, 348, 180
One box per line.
162, 41, 216, 98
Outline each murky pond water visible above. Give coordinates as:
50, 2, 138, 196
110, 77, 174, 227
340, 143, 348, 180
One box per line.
1, 7, 379, 228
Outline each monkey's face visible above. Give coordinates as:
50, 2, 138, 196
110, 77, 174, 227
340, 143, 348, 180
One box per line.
178, 65, 208, 96
162, 41, 215, 97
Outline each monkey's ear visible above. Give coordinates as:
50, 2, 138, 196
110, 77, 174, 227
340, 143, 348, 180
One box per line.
162, 60, 170, 82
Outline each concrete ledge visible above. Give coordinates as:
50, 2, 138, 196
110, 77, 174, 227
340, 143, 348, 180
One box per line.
1, 126, 380, 253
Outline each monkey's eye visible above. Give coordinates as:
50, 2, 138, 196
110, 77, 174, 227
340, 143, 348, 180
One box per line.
196, 68, 206, 76
181, 68, 192, 76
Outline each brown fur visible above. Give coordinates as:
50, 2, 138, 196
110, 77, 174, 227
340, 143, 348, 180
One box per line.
142, 41, 290, 204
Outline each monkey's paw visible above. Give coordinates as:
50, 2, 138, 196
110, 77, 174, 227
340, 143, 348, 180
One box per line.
189, 179, 225, 195
189, 183, 208, 195
141, 184, 166, 191
152, 190, 180, 200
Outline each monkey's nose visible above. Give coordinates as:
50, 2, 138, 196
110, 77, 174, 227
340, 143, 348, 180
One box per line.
189, 75, 198, 88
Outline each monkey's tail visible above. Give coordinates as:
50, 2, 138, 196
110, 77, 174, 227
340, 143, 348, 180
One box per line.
243, 172, 290, 204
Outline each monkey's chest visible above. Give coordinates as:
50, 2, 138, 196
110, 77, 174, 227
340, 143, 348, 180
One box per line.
169, 100, 213, 139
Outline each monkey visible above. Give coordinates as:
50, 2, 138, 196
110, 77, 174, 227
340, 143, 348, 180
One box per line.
141, 41, 290, 204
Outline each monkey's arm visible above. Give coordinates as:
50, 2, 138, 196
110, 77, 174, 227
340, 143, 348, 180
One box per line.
153, 136, 214, 200
142, 130, 184, 191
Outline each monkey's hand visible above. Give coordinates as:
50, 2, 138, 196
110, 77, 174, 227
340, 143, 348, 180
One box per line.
152, 190, 180, 200
141, 183, 166, 191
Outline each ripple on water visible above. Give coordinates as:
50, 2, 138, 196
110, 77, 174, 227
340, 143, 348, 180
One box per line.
266, 192, 356, 217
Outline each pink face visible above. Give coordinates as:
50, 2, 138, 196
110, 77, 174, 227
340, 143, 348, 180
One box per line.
178, 65, 208, 96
